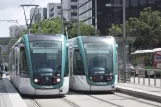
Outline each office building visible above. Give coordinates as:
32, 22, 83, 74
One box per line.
79, 0, 161, 34
62, 0, 78, 22
47, 3, 62, 19
30, 7, 47, 23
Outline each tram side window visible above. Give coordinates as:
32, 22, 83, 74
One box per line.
69, 48, 73, 74
9, 50, 15, 71
73, 49, 85, 75
20, 47, 28, 73
8, 54, 12, 71
12, 50, 15, 71
64, 48, 69, 77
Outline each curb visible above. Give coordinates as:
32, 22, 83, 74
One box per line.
116, 86, 161, 103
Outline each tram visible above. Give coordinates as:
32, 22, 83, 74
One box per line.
68, 36, 117, 92
8, 34, 69, 95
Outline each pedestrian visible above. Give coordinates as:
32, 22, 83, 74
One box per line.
0, 63, 5, 79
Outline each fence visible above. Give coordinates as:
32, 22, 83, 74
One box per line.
127, 68, 161, 88
115, 37, 161, 88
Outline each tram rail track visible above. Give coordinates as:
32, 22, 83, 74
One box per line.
30, 97, 80, 107
31, 99, 42, 107
69, 91, 123, 107
70, 91, 160, 107
87, 95, 123, 107
61, 97, 80, 107
114, 93, 161, 107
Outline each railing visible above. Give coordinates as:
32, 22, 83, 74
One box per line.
118, 68, 161, 88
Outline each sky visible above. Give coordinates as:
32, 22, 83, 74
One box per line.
0, 0, 60, 37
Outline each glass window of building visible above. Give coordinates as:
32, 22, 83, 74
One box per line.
114, 17, 121, 24
105, 17, 113, 26
105, 7, 112, 17
105, 0, 112, 4
71, 0, 77, 2
140, 0, 148, 11
148, 0, 155, 9
71, 5, 77, 9
131, 0, 138, 6
113, 7, 122, 18
71, 12, 77, 16
126, 0, 130, 19
148, 0, 155, 4
130, 0, 139, 17
50, 7, 54, 12
156, 0, 161, 10
50, 13, 54, 17
114, 0, 121, 5
57, 6, 61, 9
140, 0, 147, 5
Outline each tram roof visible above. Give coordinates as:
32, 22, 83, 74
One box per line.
27, 34, 64, 41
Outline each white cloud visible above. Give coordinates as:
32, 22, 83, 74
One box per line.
0, 0, 60, 37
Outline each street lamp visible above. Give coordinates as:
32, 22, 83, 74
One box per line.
61, 0, 64, 34
106, 0, 127, 82
105, 0, 126, 38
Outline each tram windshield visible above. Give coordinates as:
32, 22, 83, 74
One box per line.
30, 40, 62, 76
84, 42, 113, 75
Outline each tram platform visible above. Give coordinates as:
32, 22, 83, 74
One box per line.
116, 82, 161, 103
0, 76, 27, 107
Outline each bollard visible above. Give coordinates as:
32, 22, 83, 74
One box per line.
154, 71, 156, 86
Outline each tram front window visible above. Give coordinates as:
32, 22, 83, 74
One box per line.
84, 42, 113, 82
30, 41, 62, 78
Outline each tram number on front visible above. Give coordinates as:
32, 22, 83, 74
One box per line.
42, 86, 53, 88
96, 82, 106, 85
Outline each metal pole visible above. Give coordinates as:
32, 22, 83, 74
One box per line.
61, 0, 64, 34
38, 9, 40, 33
123, 0, 126, 82
77, 1, 80, 36
65, 26, 68, 40
123, 0, 126, 38
95, 0, 97, 35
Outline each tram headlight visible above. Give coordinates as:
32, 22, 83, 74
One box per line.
53, 78, 61, 83
57, 78, 60, 82
34, 79, 38, 83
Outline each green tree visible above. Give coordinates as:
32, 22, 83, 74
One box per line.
108, 24, 122, 37
68, 22, 100, 38
30, 17, 61, 34
108, 7, 161, 49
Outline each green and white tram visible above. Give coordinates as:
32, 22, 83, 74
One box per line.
8, 34, 69, 95
68, 36, 117, 92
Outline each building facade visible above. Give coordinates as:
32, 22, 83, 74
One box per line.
47, 3, 61, 19
62, 0, 78, 22
78, 0, 93, 25
95, 0, 161, 35
30, 7, 47, 23
79, 0, 161, 35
